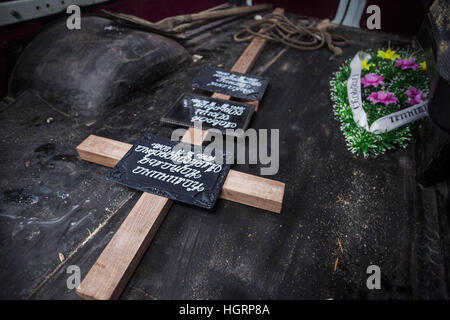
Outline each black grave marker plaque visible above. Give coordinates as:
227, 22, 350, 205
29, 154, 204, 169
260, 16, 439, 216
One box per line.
191, 66, 269, 101
161, 93, 255, 133
108, 133, 231, 209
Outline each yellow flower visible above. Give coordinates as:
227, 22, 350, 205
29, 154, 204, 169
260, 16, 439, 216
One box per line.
420, 61, 427, 72
377, 49, 400, 60
361, 60, 375, 70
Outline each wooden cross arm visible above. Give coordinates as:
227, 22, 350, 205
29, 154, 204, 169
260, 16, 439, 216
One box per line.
76, 134, 285, 213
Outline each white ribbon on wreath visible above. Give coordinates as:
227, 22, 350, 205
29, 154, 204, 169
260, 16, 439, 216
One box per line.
347, 51, 428, 134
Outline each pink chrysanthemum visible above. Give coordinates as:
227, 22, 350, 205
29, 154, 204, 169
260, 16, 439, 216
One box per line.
405, 87, 426, 105
367, 91, 398, 105
361, 73, 385, 88
394, 57, 421, 70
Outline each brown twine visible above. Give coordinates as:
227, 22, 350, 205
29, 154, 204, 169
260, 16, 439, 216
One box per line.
233, 14, 348, 60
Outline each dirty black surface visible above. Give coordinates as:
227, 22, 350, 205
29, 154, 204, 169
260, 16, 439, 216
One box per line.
108, 133, 231, 209
0, 11, 448, 299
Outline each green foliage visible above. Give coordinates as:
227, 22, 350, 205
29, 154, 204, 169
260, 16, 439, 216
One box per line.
330, 48, 429, 157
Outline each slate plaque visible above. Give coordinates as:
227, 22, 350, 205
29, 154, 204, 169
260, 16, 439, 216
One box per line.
161, 93, 255, 133
191, 66, 270, 101
108, 133, 231, 209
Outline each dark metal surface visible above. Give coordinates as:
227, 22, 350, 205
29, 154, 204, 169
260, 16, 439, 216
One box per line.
0, 12, 448, 299
415, 0, 450, 185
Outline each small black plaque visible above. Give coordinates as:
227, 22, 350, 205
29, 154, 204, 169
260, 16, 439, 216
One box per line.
161, 93, 255, 133
191, 66, 269, 101
108, 134, 230, 209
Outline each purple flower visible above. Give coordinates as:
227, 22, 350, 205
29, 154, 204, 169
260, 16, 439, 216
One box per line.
367, 91, 398, 105
361, 73, 385, 88
394, 57, 421, 70
405, 87, 426, 105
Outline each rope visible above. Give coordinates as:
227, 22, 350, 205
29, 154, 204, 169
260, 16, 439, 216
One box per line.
233, 14, 349, 60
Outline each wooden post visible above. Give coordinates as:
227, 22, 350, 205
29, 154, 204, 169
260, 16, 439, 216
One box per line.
76, 7, 285, 300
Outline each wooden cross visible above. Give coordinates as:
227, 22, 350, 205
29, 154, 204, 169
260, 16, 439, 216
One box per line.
76, 7, 285, 300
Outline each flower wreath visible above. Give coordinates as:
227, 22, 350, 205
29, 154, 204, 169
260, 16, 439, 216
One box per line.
330, 48, 429, 157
